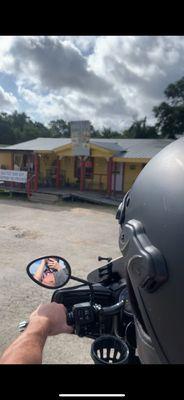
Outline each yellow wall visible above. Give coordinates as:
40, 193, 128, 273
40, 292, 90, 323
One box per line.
61, 157, 76, 184
37, 154, 145, 193
123, 162, 143, 193
37, 154, 76, 185
0, 152, 12, 169
59, 155, 109, 189
114, 157, 149, 163
0, 146, 149, 193
39, 153, 57, 180
90, 146, 112, 158
56, 144, 113, 159
93, 157, 107, 190
55, 144, 113, 189
59, 156, 109, 188
55, 146, 73, 157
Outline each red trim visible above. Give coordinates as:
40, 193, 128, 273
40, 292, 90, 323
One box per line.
113, 162, 117, 195
107, 159, 109, 193
34, 154, 39, 192
110, 160, 112, 192
10, 153, 14, 187
56, 158, 61, 189
122, 162, 125, 194
80, 158, 85, 191
74, 156, 78, 178
107, 158, 113, 195
26, 178, 31, 197
11, 153, 14, 169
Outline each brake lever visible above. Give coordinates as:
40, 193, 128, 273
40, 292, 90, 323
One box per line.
98, 256, 112, 262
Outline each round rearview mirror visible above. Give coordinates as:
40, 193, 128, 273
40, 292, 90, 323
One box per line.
27, 256, 71, 289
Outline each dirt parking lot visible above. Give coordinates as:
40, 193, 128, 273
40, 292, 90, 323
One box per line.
0, 196, 121, 364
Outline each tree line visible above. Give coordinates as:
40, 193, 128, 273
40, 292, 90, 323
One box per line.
1, 76, 184, 145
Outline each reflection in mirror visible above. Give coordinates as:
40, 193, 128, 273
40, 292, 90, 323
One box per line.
28, 256, 71, 288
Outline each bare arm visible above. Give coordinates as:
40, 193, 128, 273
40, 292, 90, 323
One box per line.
33, 259, 46, 281
0, 318, 48, 364
0, 303, 73, 364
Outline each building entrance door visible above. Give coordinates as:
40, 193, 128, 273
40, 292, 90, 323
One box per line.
111, 162, 123, 193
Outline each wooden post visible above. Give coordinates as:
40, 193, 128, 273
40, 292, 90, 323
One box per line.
11, 153, 14, 170
113, 162, 116, 196
107, 159, 109, 194
10, 153, 14, 188
26, 177, 31, 197
56, 157, 61, 189
107, 157, 113, 195
34, 154, 39, 192
80, 157, 85, 191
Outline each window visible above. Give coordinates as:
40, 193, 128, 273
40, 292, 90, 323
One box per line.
74, 157, 93, 179
85, 158, 93, 178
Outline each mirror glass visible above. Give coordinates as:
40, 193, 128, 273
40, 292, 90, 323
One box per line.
27, 256, 71, 289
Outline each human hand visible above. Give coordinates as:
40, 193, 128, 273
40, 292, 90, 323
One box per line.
29, 302, 73, 336
47, 258, 61, 270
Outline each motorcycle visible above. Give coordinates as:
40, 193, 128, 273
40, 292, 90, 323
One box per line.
19, 254, 140, 365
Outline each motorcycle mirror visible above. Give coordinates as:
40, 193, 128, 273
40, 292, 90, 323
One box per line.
26, 256, 71, 289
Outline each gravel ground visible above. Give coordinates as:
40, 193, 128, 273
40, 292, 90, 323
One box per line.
0, 196, 121, 364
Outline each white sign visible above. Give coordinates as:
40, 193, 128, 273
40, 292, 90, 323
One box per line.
0, 169, 28, 183
70, 120, 90, 156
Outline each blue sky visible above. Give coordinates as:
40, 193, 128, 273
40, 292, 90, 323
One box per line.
0, 36, 184, 130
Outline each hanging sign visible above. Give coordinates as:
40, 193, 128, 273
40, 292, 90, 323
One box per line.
0, 169, 27, 183
70, 120, 90, 156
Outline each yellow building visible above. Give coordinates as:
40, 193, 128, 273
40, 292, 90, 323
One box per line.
0, 138, 173, 196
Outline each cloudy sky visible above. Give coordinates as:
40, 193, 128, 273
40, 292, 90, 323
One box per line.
0, 36, 184, 131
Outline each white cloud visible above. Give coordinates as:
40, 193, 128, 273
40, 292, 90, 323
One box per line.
9, 36, 113, 97
0, 86, 18, 111
1, 36, 184, 130
0, 36, 15, 73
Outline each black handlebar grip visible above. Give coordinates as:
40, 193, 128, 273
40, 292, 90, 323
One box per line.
67, 311, 74, 326
99, 299, 125, 316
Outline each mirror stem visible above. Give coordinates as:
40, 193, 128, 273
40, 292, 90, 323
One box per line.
70, 275, 95, 305
70, 275, 89, 285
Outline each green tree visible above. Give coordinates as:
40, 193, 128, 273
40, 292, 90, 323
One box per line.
0, 112, 15, 144
100, 127, 122, 138
0, 111, 51, 144
153, 76, 184, 139
165, 77, 184, 106
89, 123, 101, 138
122, 118, 158, 138
48, 119, 70, 137
0, 115, 14, 144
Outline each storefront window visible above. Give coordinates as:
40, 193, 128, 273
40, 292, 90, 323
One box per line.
75, 157, 93, 179
85, 159, 93, 178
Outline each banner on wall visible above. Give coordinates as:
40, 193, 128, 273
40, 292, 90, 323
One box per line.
0, 169, 28, 183
70, 120, 90, 156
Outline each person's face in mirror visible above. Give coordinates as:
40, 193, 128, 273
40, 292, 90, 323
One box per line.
31, 257, 68, 287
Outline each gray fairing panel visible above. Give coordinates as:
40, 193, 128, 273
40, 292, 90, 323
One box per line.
135, 319, 161, 364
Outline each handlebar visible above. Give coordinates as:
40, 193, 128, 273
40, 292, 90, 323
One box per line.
98, 299, 125, 316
